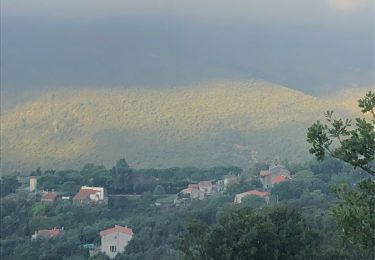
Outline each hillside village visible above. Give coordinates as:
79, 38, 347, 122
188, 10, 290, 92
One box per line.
22, 161, 291, 259
176, 163, 290, 205
1, 156, 371, 259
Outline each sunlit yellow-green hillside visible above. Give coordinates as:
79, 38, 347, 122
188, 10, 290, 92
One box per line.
1, 81, 369, 173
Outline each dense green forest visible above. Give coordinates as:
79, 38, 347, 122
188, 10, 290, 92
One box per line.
1, 157, 373, 259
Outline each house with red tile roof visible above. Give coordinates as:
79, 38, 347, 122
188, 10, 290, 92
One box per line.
100, 225, 133, 259
248, 190, 270, 197
181, 185, 205, 200
178, 179, 224, 203
198, 180, 213, 195
179, 180, 216, 201
234, 190, 270, 204
32, 227, 62, 240
73, 186, 106, 205
41, 191, 57, 204
188, 184, 200, 190
259, 164, 291, 189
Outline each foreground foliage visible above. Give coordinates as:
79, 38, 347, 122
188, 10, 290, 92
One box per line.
307, 91, 375, 257
181, 205, 320, 260
307, 91, 375, 176
332, 179, 375, 258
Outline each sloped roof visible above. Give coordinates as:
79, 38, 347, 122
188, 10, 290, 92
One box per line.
272, 175, 288, 184
248, 190, 270, 198
188, 184, 199, 189
100, 225, 133, 237
181, 188, 192, 194
198, 181, 212, 187
73, 189, 98, 201
37, 228, 61, 239
260, 170, 270, 177
269, 165, 290, 176
41, 192, 57, 201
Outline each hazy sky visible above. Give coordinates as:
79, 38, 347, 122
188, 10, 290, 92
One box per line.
3, 0, 373, 21
1, 0, 374, 100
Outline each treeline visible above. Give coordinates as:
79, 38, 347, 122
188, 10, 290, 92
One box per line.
29, 159, 242, 196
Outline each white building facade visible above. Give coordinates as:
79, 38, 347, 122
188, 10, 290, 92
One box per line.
100, 225, 133, 259
30, 176, 37, 192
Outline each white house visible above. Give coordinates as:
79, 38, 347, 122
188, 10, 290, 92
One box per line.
100, 225, 133, 259
73, 186, 106, 205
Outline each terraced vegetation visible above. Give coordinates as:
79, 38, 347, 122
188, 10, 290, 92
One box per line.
1, 80, 369, 173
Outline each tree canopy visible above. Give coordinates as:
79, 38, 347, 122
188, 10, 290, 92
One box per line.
180, 205, 320, 260
307, 91, 375, 257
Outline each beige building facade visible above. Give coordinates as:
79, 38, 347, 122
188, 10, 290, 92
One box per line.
100, 225, 133, 259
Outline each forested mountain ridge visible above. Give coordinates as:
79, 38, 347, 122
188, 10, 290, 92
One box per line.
1, 80, 370, 174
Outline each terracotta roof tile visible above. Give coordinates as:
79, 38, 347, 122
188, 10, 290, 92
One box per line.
100, 225, 133, 237
188, 184, 199, 189
37, 228, 61, 239
198, 181, 212, 187
260, 170, 270, 177
73, 189, 98, 201
181, 188, 192, 193
248, 190, 270, 197
272, 175, 288, 184
41, 192, 57, 202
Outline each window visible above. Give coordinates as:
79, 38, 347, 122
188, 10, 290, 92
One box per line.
110, 245, 117, 252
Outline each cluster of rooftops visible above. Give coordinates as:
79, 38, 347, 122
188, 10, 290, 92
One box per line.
177, 163, 291, 205
236, 164, 291, 203
32, 185, 129, 258
38, 186, 107, 205
30, 163, 291, 258
32, 224, 133, 259
32, 224, 133, 240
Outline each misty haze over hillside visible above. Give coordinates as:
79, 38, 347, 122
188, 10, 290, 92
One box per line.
1, 0, 374, 109
1, 81, 369, 173
0, 0, 374, 171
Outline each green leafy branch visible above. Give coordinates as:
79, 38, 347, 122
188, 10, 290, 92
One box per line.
307, 91, 375, 176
